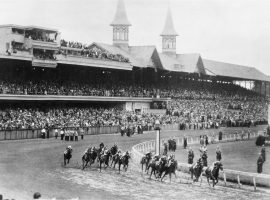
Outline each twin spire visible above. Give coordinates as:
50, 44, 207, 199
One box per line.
111, 0, 178, 55
111, 0, 131, 26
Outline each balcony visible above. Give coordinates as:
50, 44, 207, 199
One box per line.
56, 54, 132, 71
32, 58, 57, 68
25, 38, 59, 50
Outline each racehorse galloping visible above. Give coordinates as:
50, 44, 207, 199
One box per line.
82, 147, 98, 170
204, 161, 223, 187
99, 149, 111, 172
118, 151, 131, 173
147, 156, 166, 180
111, 152, 121, 168
110, 144, 118, 165
140, 152, 152, 173
189, 158, 204, 184
64, 146, 73, 166
160, 159, 178, 182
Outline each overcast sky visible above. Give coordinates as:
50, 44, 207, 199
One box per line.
1, 0, 270, 75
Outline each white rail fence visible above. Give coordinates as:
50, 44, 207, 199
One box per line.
131, 131, 270, 190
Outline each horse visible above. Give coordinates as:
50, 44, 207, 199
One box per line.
82, 147, 98, 170
99, 150, 111, 172
160, 160, 178, 182
140, 153, 152, 173
189, 158, 204, 184
204, 161, 223, 187
111, 153, 121, 168
147, 156, 166, 180
64, 148, 72, 166
118, 152, 131, 173
109, 145, 118, 164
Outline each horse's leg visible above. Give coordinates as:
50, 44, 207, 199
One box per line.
64, 157, 66, 166
118, 163, 121, 173
207, 177, 211, 187
199, 175, 203, 186
149, 168, 153, 179
141, 163, 144, 172
82, 159, 85, 170
161, 172, 166, 182
99, 161, 102, 172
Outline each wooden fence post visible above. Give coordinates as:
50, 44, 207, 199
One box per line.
237, 174, 241, 188
223, 172, 227, 186
253, 177, 256, 191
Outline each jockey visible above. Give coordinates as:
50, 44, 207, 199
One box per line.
117, 149, 122, 156
65, 146, 72, 154
145, 151, 151, 158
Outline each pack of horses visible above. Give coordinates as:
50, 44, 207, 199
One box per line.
64, 143, 223, 187
64, 143, 131, 173
141, 154, 178, 182
141, 153, 223, 187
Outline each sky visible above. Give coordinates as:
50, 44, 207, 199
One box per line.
0, 0, 270, 75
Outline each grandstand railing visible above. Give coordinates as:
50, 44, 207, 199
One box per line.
131, 131, 270, 189
0, 124, 180, 141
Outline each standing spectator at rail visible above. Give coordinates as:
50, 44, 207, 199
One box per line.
205, 135, 209, 146
201, 148, 208, 167
216, 146, 222, 161
248, 129, 251, 140
218, 131, 223, 141
74, 129, 78, 141
65, 129, 69, 141
60, 128, 64, 140
188, 147, 194, 164
80, 127, 84, 140
257, 152, 264, 173
54, 128, 58, 139
261, 145, 266, 163
41, 128, 46, 139
200, 135, 204, 146
163, 142, 168, 156
183, 135, 187, 149
70, 130, 74, 141
46, 127, 50, 139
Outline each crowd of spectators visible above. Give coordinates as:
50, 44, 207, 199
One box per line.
0, 78, 268, 131
60, 39, 129, 63
25, 30, 56, 43
33, 49, 56, 61
11, 41, 30, 53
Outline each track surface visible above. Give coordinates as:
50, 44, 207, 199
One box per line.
0, 127, 269, 199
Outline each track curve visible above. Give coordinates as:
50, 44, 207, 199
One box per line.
0, 127, 269, 199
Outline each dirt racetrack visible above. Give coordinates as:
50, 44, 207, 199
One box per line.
0, 126, 269, 200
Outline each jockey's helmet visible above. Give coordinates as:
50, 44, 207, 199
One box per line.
68, 146, 72, 150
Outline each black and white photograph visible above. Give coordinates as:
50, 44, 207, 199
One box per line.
0, 0, 270, 199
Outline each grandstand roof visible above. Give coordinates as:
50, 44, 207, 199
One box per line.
159, 53, 205, 74
0, 24, 58, 32
128, 46, 162, 68
110, 0, 131, 26
93, 42, 142, 67
203, 59, 270, 82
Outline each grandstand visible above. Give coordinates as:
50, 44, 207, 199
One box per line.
0, 0, 269, 132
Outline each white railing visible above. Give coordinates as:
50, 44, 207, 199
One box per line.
131, 131, 270, 190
